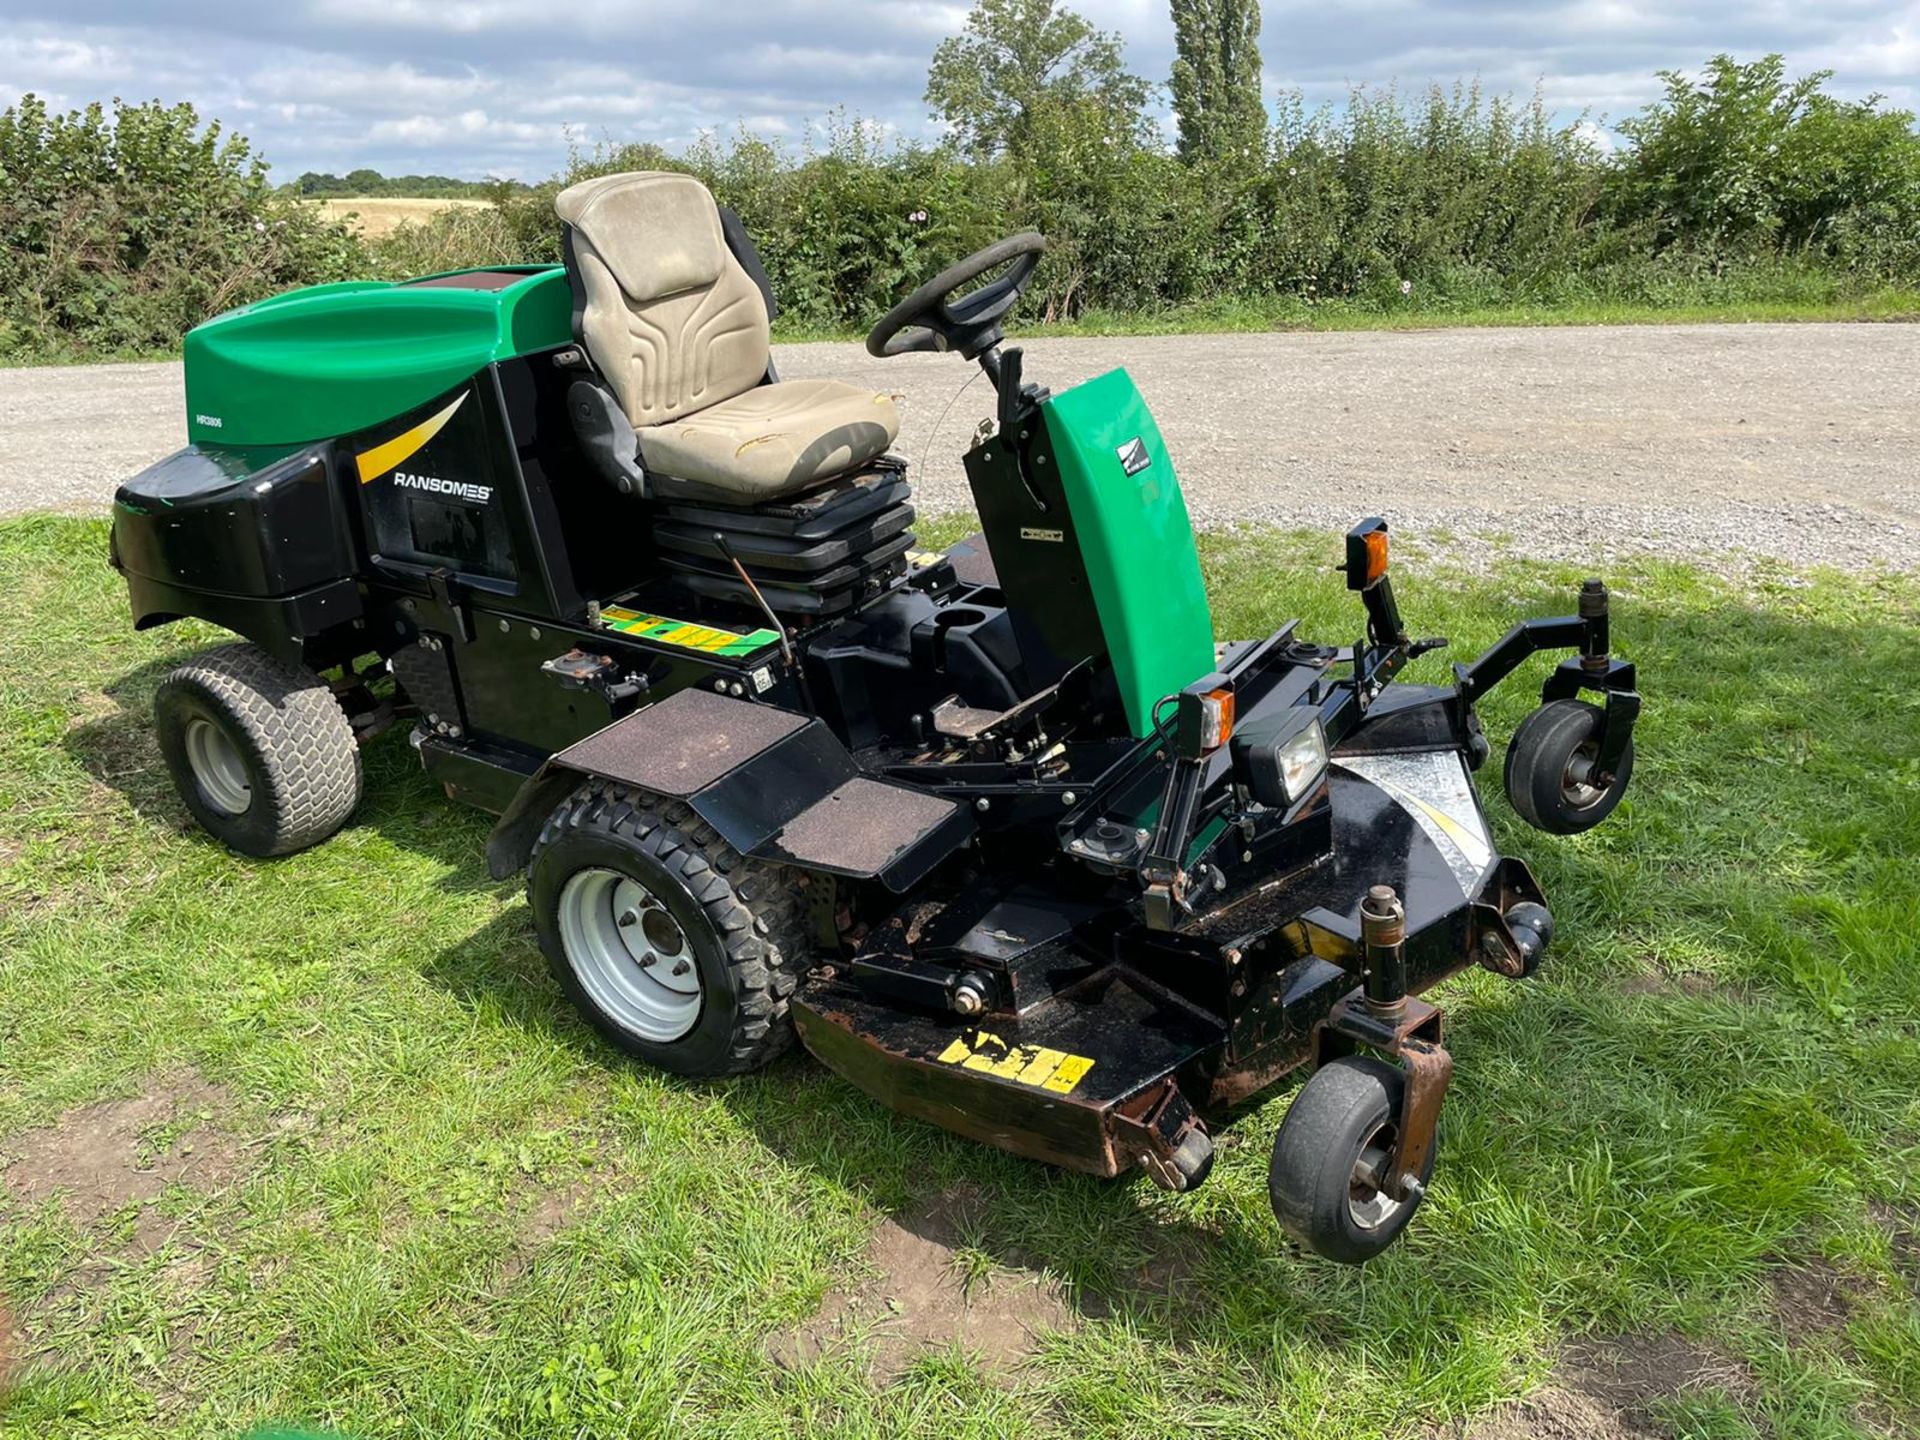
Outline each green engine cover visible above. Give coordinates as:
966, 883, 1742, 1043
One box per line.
181, 266, 572, 452
1041, 368, 1216, 736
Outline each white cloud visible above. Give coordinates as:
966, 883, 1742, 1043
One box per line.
1572, 118, 1618, 154
367, 109, 550, 145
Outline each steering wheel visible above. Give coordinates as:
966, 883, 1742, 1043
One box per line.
866, 232, 1047, 361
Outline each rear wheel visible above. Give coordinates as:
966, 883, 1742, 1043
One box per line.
1268, 1055, 1433, 1264
528, 784, 811, 1076
153, 642, 362, 857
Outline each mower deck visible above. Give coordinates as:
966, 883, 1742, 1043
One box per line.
793, 744, 1537, 1183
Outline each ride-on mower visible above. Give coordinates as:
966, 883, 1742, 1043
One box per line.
111, 172, 1639, 1262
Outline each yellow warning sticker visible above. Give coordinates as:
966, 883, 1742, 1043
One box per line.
599, 605, 778, 657
935, 1032, 1095, 1095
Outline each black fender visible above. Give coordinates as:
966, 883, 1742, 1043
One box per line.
486, 687, 975, 889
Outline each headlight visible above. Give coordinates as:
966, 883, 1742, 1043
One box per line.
1232, 716, 1330, 808
1274, 719, 1329, 802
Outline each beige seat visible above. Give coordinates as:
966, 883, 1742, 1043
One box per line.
555, 172, 900, 501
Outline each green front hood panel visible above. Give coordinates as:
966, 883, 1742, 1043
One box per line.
182, 266, 571, 451
1041, 368, 1216, 736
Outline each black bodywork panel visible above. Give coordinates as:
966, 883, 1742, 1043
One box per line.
113, 444, 365, 666
488, 688, 975, 890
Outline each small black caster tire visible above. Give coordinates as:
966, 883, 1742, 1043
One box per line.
1504, 699, 1632, 835
528, 784, 811, 1077
1269, 1055, 1433, 1264
1143, 1128, 1215, 1193
153, 642, 362, 857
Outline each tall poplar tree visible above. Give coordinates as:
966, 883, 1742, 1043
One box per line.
1169, 0, 1267, 164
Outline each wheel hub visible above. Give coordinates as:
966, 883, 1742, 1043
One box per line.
560, 868, 702, 1043
1347, 1124, 1408, 1231
183, 716, 251, 815
1562, 743, 1606, 809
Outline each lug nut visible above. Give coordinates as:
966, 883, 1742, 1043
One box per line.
618, 908, 639, 928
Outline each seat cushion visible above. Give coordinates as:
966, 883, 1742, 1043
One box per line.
636, 379, 901, 500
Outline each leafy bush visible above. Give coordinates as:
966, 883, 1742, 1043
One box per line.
1610, 55, 1920, 276
0, 95, 364, 360
4, 44, 1917, 362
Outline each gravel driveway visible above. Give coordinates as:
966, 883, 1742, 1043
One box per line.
5, 323, 1914, 570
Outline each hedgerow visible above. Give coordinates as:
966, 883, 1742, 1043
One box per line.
0, 96, 363, 361
2, 50, 1916, 360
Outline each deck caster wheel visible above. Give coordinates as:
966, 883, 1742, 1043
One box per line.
1268, 1056, 1434, 1264
1504, 901, 1554, 976
153, 642, 362, 857
1504, 699, 1632, 835
528, 784, 811, 1077
1464, 709, 1491, 772
1143, 1127, 1215, 1193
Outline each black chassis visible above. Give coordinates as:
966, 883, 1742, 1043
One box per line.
111, 344, 1640, 1194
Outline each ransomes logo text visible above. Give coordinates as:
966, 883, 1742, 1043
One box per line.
393, 471, 492, 504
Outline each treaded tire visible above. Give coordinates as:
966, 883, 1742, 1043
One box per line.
1504, 698, 1633, 835
153, 642, 362, 858
528, 783, 811, 1077
1268, 1055, 1434, 1264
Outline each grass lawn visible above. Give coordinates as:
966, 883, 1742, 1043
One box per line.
1, 515, 1917, 1439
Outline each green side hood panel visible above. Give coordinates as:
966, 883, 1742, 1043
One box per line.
182, 266, 571, 450
1041, 368, 1216, 736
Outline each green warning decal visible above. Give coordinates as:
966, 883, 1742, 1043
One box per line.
600, 606, 778, 657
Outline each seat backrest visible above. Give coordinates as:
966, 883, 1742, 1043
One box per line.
554, 172, 771, 429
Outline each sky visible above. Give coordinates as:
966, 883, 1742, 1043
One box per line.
2, 1, 1916, 180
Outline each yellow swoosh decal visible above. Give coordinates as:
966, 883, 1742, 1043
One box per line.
355, 393, 468, 483
1404, 792, 1484, 857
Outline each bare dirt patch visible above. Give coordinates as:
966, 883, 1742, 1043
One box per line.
1768, 1258, 1855, 1342
1, 1072, 242, 1382
1450, 1331, 1755, 1440
1870, 1201, 1919, 1294
1616, 970, 1740, 1001
769, 1186, 1076, 1386
0, 1071, 241, 1239
0, 1298, 24, 1393
496, 1176, 598, 1289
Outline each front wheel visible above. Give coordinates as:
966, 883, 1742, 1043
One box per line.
1504, 698, 1633, 835
528, 785, 812, 1076
1268, 1055, 1433, 1264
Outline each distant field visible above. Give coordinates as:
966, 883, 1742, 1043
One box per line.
311, 196, 491, 238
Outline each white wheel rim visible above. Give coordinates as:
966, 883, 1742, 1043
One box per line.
184, 716, 251, 815
1348, 1121, 1409, 1231
558, 867, 702, 1043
